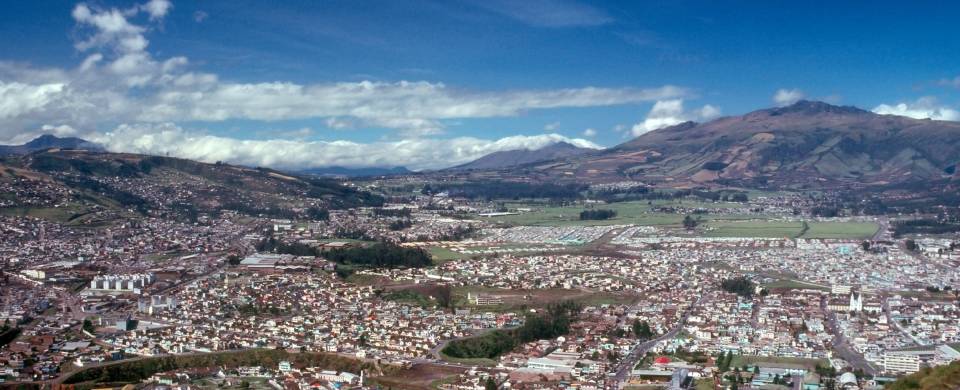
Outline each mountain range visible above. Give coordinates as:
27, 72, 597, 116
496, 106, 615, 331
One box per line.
451, 141, 594, 170
491, 101, 960, 188
0, 134, 103, 155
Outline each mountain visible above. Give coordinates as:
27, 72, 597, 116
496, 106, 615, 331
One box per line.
524, 101, 960, 188
451, 141, 595, 170
300, 166, 412, 178
0, 134, 103, 155
0, 149, 383, 224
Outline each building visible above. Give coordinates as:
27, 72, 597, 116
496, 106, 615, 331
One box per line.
883, 351, 922, 374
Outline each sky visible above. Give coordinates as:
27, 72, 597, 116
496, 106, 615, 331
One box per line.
1, 0, 959, 170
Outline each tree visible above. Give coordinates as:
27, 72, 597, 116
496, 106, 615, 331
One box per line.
227, 254, 241, 266
861, 241, 871, 251
485, 377, 497, 390
904, 239, 917, 251
683, 215, 699, 230
633, 319, 654, 340
82, 318, 96, 334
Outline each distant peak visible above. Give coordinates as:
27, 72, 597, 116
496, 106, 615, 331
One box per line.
769, 100, 869, 116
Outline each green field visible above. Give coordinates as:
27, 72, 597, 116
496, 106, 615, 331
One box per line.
704, 220, 879, 239
426, 246, 466, 263
704, 220, 804, 238
481, 200, 748, 227
800, 221, 879, 239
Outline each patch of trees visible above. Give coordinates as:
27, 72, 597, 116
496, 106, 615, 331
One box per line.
720, 276, 756, 298
374, 208, 412, 218
325, 243, 432, 269
256, 237, 320, 257
682, 215, 700, 230
0, 327, 21, 348
894, 219, 960, 237
632, 319, 654, 340
305, 207, 329, 221
389, 219, 412, 230
579, 209, 617, 220
702, 161, 728, 171
442, 301, 581, 359
886, 360, 960, 390
434, 181, 587, 201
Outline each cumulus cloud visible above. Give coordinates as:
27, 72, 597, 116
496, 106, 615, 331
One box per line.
630, 100, 720, 136
773, 88, 805, 106
872, 97, 960, 121
0, 1, 688, 140
90, 123, 601, 170
0, 0, 689, 171
582, 128, 596, 137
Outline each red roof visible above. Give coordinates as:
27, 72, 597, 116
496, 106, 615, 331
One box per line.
654, 356, 671, 364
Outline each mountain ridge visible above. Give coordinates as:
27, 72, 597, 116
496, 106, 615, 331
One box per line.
450, 141, 595, 171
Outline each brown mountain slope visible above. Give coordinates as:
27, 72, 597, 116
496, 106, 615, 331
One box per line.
534, 101, 960, 188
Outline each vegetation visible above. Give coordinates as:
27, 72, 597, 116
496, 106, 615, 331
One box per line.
894, 219, 960, 237
442, 301, 581, 359
325, 243, 432, 269
0, 327, 21, 348
886, 360, 960, 390
632, 319, 654, 340
63, 349, 389, 385
720, 276, 756, 298
430, 181, 587, 201
579, 209, 617, 220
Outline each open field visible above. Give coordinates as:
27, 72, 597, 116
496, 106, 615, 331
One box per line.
452, 286, 637, 312
800, 221, 879, 239
704, 220, 804, 238
481, 201, 756, 227
704, 220, 879, 239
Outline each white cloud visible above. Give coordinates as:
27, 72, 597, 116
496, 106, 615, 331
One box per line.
582, 128, 596, 137
543, 122, 559, 131
872, 97, 960, 121
91, 123, 601, 170
773, 88, 805, 106
193, 10, 208, 23
630, 99, 719, 136
141, 0, 172, 20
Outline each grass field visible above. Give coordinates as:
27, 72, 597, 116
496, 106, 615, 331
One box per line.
482, 200, 747, 227
800, 221, 879, 239
703, 220, 879, 239
426, 246, 466, 263
704, 220, 804, 238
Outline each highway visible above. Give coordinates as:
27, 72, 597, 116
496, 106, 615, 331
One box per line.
610, 295, 704, 389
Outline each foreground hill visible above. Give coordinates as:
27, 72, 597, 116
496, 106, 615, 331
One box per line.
886, 361, 960, 390
518, 101, 960, 189
0, 149, 382, 224
451, 141, 595, 170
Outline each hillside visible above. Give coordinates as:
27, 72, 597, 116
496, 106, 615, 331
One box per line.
886, 361, 960, 390
451, 141, 595, 170
0, 149, 382, 225
521, 101, 960, 189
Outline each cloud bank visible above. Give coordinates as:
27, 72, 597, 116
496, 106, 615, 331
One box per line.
91, 123, 601, 170
872, 97, 960, 121
0, 0, 692, 168
631, 99, 720, 136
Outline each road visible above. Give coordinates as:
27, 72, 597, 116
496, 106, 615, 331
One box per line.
610, 295, 704, 389
821, 297, 879, 376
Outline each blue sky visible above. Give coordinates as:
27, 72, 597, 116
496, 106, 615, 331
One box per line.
1, 0, 958, 169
